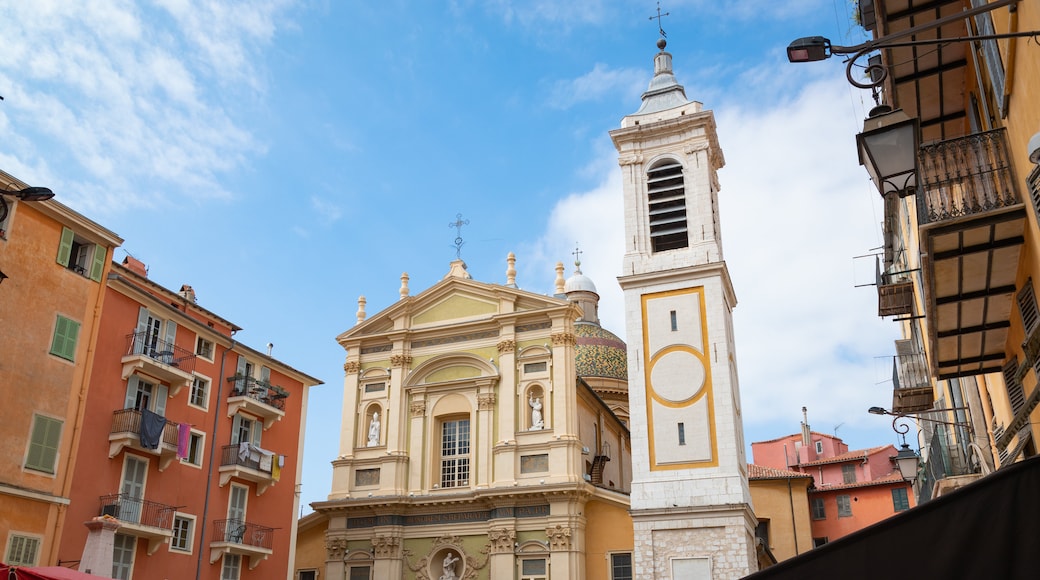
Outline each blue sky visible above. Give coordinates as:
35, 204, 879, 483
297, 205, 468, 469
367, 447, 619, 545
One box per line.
1, 0, 904, 514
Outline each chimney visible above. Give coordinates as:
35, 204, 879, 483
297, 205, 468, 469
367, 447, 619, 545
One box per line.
179, 284, 197, 303
122, 256, 148, 277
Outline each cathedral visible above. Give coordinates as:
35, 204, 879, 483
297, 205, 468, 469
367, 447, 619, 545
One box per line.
296, 33, 757, 580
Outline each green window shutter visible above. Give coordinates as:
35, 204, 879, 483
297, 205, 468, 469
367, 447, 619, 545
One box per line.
26, 415, 62, 473
56, 227, 74, 267
49, 315, 81, 361
89, 244, 107, 282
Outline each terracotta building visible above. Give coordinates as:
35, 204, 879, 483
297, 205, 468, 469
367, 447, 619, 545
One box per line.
54, 257, 321, 579
751, 412, 915, 546
0, 170, 122, 568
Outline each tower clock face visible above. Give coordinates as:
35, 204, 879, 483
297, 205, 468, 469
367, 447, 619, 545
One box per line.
649, 347, 705, 404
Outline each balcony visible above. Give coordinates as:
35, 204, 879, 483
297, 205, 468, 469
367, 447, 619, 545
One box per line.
108, 408, 180, 471
226, 376, 287, 430
121, 331, 197, 396
916, 129, 1025, 380
879, 277, 914, 317
208, 519, 273, 570
892, 341, 933, 414
218, 444, 279, 496
98, 493, 175, 555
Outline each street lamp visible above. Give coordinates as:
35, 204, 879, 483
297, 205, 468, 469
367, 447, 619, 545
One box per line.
856, 105, 919, 198
892, 441, 920, 481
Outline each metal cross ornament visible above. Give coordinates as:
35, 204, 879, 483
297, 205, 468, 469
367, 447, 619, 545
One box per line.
449, 213, 470, 259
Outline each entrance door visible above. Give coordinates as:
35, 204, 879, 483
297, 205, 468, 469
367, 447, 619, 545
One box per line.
120, 456, 147, 524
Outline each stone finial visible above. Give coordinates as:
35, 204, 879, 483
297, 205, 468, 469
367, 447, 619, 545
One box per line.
400, 272, 410, 299
506, 252, 517, 287
356, 295, 367, 325
554, 262, 565, 295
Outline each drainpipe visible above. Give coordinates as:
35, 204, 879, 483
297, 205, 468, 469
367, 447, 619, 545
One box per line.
787, 478, 799, 555
195, 339, 235, 580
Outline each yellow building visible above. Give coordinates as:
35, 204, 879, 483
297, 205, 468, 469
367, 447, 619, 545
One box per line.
0, 169, 122, 567
307, 257, 633, 580
844, 0, 1040, 496
747, 465, 813, 563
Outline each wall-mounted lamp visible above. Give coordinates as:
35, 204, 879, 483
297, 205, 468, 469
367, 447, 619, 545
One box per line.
787, 0, 1039, 89
857, 105, 919, 198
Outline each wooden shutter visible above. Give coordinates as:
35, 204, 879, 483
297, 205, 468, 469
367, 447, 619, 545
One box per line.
231, 415, 243, 445
89, 244, 106, 282
56, 227, 74, 267
1002, 358, 1026, 416
125, 377, 140, 410
1018, 281, 1039, 337
163, 320, 177, 350
26, 416, 62, 473
155, 384, 169, 417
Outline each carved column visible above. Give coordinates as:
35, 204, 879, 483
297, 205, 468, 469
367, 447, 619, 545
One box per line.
407, 396, 427, 492
487, 526, 516, 579
324, 535, 349, 580
372, 533, 403, 579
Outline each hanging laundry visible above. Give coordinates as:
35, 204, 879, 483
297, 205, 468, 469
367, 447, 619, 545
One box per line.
272, 456, 283, 481
256, 447, 274, 472
238, 441, 250, 462
139, 408, 165, 450
177, 423, 191, 459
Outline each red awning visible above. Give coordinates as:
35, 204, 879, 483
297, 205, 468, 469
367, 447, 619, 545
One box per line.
0, 566, 106, 580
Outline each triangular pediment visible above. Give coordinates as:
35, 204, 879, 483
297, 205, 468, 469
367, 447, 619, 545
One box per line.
412, 292, 497, 326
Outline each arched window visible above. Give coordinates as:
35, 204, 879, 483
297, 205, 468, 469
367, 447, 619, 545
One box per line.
438, 415, 470, 488
647, 160, 688, 252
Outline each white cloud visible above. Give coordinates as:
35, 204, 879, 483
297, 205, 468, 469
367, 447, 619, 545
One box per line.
0, 1, 292, 214
547, 63, 646, 110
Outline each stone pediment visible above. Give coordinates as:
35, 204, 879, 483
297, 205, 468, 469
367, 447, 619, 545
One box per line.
412, 293, 498, 326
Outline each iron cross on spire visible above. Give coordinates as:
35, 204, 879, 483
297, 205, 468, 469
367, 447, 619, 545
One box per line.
449, 213, 470, 259
572, 243, 583, 273
650, 1, 670, 38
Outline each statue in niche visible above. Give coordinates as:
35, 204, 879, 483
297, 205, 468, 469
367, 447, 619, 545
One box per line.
529, 395, 544, 430
440, 551, 460, 580
367, 410, 380, 447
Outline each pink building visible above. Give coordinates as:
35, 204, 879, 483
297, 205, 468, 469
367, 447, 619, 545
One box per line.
752, 410, 915, 546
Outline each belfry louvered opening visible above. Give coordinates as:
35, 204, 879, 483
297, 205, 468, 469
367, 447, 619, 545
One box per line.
647, 161, 688, 252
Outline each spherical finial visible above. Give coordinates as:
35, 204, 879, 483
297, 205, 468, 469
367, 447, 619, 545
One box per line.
657, 38, 667, 51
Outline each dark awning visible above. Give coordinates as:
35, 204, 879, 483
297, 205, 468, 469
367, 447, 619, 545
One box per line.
745, 454, 1040, 579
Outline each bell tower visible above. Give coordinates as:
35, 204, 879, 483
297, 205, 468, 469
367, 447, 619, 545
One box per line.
611, 36, 757, 579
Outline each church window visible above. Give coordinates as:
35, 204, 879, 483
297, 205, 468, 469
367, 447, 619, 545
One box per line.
440, 418, 470, 488
677, 422, 686, 446
520, 558, 547, 580
647, 161, 688, 252
348, 566, 371, 580
670, 310, 677, 331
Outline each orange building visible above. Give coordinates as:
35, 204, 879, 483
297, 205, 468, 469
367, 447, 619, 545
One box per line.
747, 465, 814, 563
55, 257, 322, 580
752, 412, 914, 547
0, 169, 122, 568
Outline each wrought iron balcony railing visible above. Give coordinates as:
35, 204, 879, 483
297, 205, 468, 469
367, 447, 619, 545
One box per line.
212, 519, 274, 549
125, 330, 197, 375
917, 128, 1020, 226
892, 342, 933, 413
226, 376, 288, 411
110, 408, 179, 448
98, 493, 175, 529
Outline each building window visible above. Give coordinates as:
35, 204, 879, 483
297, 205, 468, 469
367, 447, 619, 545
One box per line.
1017, 280, 1039, 338
171, 514, 195, 552
364, 382, 385, 393
647, 160, 688, 252
1028, 167, 1040, 230
50, 314, 81, 361
221, 553, 241, 580
810, 497, 826, 520
813, 537, 829, 548
842, 464, 857, 484
298, 571, 318, 580
231, 414, 261, 448
677, 422, 686, 446
814, 440, 823, 454
755, 520, 770, 546
25, 414, 63, 474
520, 558, 547, 580
348, 567, 371, 580
610, 553, 632, 580
892, 487, 910, 512
440, 418, 470, 488
112, 533, 136, 580
5, 534, 41, 566
1002, 358, 1027, 417
190, 375, 210, 409
669, 310, 678, 331
524, 362, 547, 374
837, 494, 852, 517
196, 337, 214, 360
57, 227, 106, 281
182, 431, 204, 467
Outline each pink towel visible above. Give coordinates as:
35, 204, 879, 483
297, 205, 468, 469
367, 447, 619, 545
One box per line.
177, 423, 191, 459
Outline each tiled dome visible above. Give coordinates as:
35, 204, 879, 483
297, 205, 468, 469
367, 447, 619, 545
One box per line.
574, 322, 628, 381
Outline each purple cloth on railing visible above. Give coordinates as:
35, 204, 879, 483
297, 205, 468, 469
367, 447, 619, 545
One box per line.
177, 423, 191, 459
139, 408, 165, 449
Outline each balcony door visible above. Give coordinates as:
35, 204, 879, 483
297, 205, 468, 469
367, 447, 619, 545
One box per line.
120, 456, 147, 524
227, 485, 248, 542
134, 307, 177, 359
124, 376, 168, 416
